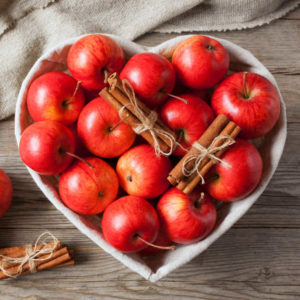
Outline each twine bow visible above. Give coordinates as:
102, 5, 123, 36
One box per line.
117, 79, 178, 156
182, 135, 236, 184
0, 232, 59, 278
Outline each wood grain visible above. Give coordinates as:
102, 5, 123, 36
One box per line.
0, 7, 299, 300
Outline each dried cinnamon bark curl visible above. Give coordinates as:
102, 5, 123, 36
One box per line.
168, 114, 241, 194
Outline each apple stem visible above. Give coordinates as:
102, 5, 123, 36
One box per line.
243, 72, 249, 99
194, 192, 205, 209
167, 93, 189, 104
65, 152, 94, 169
108, 119, 124, 132
103, 69, 109, 83
138, 236, 176, 251
62, 81, 81, 106
206, 44, 214, 51
72, 81, 81, 99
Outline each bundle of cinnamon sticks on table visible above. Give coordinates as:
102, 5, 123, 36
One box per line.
168, 114, 241, 194
99, 73, 177, 156
0, 232, 74, 280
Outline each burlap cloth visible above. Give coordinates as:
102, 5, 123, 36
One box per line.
0, 0, 299, 120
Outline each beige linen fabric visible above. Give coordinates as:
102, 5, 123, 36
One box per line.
156, 0, 300, 32
0, 0, 299, 120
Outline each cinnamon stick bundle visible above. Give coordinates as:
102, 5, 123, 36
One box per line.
99, 73, 178, 155
168, 114, 241, 194
0, 234, 74, 280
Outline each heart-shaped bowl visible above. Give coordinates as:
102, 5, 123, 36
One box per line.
15, 34, 287, 282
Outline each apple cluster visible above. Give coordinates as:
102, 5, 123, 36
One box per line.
19, 34, 281, 255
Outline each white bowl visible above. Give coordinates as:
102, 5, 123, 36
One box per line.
15, 34, 287, 282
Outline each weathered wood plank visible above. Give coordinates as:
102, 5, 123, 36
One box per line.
0, 228, 300, 300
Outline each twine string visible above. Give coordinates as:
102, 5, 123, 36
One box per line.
0, 232, 59, 278
115, 78, 180, 156
182, 135, 235, 184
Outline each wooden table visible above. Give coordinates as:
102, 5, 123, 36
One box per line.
0, 8, 299, 300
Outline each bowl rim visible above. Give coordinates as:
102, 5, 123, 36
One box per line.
14, 33, 287, 282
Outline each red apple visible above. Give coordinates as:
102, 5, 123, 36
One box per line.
19, 121, 75, 175
205, 139, 263, 202
77, 97, 135, 158
102, 195, 160, 253
120, 53, 175, 109
27, 72, 85, 125
67, 34, 125, 91
157, 187, 216, 244
59, 157, 118, 215
211, 72, 281, 139
0, 169, 12, 217
172, 35, 229, 89
159, 93, 214, 156
116, 145, 172, 199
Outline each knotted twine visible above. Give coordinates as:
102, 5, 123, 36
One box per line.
182, 135, 236, 184
0, 231, 59, 278
112, 78, 181, 156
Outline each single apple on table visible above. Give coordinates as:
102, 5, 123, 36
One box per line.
19, 121, 75, 175
211, 72, 281, 139
0, 169, 12, 217
204, 139, 263, 202
59, 157, 119, 215
157, 187, 217, 244
77, 97, 136, 158
102, 195, 160, 253
172, 35, 229, 89
116, 144, 172, 199
120, 52, 175, 109
159, 93, 214, 156
27, 72, 85, 125
67, 34, 125, 91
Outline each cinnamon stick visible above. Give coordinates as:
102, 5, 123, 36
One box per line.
168, 114, 230, 185
37, 251, 71, 271
107, 73, 175, 138
0, 241, 61, 257
180, 123, 241, 194
16, 254, 74, 278
185, 121, 237, 184
55, 259, 75, 268
100, 73, 178, 154
0, 247, 70, 279
0, 241, 62, 270
99, 88, 170, 153
110, 86, 177, 148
